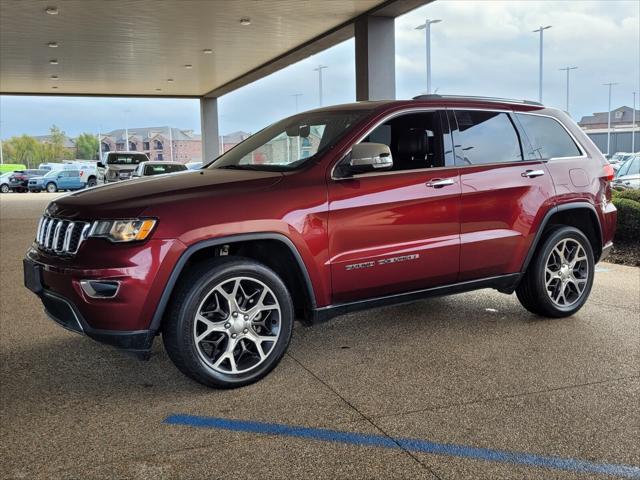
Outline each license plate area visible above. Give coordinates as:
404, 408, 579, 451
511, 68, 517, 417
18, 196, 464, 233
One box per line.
23, 259, 44, 294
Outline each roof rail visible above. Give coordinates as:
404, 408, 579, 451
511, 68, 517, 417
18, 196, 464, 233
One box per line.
412, 94, 543, 107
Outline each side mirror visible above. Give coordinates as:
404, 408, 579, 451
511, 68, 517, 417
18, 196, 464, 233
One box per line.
97, 162, 105, 169
348, 143, 393, 174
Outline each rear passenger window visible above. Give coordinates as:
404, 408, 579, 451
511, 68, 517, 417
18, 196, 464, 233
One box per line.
516, 114, 581, 159
452, 111, 522, 165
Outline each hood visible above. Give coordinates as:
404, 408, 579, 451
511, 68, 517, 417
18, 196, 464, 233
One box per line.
47, 169, 283, 219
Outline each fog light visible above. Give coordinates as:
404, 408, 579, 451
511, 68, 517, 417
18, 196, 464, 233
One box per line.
80, 280, 120, 299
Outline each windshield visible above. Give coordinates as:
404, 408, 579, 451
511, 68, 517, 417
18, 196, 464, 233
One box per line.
107, 153, 147, 165
209, 110, 371, 171
44, 170, 59, 177
616, 157, 639, 178
143, 164, 187, 175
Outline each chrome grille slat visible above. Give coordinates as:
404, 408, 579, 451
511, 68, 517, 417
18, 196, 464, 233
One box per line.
34, 215, 90, 256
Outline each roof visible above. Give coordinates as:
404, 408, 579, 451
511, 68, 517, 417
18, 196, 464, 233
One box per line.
104, 127, 201, 142
33, 134, 76, 148
579, 106, 640, 126
0, 0, 429, 97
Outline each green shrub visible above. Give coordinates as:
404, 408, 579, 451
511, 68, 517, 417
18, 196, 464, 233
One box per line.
613, 189, 640, 203
612, 195, 640, 243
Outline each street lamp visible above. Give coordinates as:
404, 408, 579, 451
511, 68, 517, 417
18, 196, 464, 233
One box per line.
632, 92, 637, 153
603, 82, 619, 156
416, 19, 442, 95
291, 93, 303, 113
532, 25, 552, 103
313, 65, 328, 107
558, 66, 578, 114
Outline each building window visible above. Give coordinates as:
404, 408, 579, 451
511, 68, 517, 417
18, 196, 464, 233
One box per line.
129, 141, 137, 151
101, 143, 110, 152
614, 111, 623, 120
154, 140, 163, 150
157, 153, 164, 161
143, 142, 150, 150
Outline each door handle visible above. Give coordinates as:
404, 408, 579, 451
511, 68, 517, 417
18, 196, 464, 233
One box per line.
426, 178, 455, 188
521, 169, 545, 178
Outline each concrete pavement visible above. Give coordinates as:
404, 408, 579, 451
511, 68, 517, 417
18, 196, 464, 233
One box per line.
1, 193, 638, 479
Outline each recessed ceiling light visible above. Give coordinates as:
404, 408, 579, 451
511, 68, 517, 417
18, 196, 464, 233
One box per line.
155, 88, 162, 91
50, 75, 59, 80
202, 49, 213, 54
45, 6, 59, 15
48, 42, 58, 48
51, 86, 58, 89
184, 64, 193, 69
167, 78, 174, 83
240, 18, 251, 26
49, 59, 58, 65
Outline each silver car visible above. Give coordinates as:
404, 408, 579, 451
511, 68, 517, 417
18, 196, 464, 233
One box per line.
100, 152, 150, 183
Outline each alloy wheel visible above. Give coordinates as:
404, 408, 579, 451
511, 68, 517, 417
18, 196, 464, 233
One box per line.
544, 238, 589, 308
193, 276, 281, 375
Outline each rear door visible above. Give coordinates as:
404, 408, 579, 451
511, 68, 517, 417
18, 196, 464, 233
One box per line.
328, 110, 461, 303
451, 109, 556, 280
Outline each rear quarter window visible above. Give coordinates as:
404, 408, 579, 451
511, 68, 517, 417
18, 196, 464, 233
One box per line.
516, 114, 582, 159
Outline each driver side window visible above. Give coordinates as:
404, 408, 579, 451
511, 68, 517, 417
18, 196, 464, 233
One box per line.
360, 111, 446, 172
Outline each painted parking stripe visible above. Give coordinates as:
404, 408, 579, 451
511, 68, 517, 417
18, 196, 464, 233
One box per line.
164, 414, 640, 478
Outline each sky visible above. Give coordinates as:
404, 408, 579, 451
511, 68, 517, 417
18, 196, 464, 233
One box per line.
0, 0, 638, 139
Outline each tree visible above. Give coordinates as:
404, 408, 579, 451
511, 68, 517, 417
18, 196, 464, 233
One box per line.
43, 125, 73, 161
76, 133, 99, 160
4, 135, 41, 168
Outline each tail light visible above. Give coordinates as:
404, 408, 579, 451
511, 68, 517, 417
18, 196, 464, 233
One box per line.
603, 164, 615, 182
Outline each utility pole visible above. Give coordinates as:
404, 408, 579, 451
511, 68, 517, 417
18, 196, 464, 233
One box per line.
558, 66, 578, 114
603, 82, 619, 156
313, 65, 328, 106
533, 25, 552, 103
291, 93, 303, 113
98, 128, 102, 162
168, 126, 174, 161
632, 92, 637, 153
416, 19, 442, 94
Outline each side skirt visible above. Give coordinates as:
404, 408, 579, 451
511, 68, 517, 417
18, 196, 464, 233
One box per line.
312, 273, 522, 324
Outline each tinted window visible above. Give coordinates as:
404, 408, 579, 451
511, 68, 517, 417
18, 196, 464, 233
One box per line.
143, 164, 187, 175
107, 153, 147, 165
616, 157, 639, 177
360, 112, 446, 171
452, 111, 522, 165
67, 170, 80, 177
516, 114, 581, 159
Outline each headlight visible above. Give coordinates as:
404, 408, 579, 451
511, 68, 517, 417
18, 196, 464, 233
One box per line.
89, 219, 157, 243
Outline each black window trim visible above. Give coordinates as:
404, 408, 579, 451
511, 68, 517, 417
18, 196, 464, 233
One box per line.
513, 111, 587, 160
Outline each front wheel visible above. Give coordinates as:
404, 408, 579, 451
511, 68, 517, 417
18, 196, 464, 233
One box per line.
46, 182, 57, 193
163, 257, 294, 388
516, 226, 595, 318
0, 184, 9, 193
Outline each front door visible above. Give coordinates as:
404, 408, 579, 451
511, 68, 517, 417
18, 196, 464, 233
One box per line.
450, 109, 556, 280
328, 111, 461, 304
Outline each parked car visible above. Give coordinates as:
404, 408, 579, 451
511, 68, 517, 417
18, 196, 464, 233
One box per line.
0, 171, 14, 193
613, 155, 639, 189
39, 161, 103, 187
7, 169, 48, 192
186, 161, 203, 170
132, 161, 189, 178
28, 169, 85, 193
100, 152, 149, 183
24, 95, 617, 388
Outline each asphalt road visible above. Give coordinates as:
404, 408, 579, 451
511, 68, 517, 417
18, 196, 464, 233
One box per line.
1, 193, 639, 479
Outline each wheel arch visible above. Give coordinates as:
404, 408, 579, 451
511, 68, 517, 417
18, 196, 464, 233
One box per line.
521, 202, 603, 274
149, 233, 316, 334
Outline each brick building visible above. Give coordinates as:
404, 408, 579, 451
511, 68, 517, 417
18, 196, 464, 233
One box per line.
100, 127, 202, 163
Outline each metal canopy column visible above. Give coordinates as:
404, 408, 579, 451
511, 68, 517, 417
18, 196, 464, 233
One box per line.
355, 15, 396, 101
200, 97, 220, 162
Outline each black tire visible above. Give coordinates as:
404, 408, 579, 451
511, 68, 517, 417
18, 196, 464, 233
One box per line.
516, 226, 595, 318
87, 177, 97, 187
162, 256, 294, 388
46, 182, 57, 193
0, 184, 9, 193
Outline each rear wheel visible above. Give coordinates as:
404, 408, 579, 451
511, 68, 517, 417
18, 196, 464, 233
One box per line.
163, 257, 294, 388
46, 182, 57, 193
87, 177, 97, 187
0, 184, 9, 193
516, 226, 594, 317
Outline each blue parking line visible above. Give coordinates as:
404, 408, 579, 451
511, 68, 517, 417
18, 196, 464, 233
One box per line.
164, 414, 640, 478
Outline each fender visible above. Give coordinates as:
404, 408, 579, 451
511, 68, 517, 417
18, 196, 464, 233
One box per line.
148, 232, 316, 333
520, 201, 603, 274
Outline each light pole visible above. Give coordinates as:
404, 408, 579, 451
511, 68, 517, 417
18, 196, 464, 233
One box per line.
632, 92, 637, 153
533, 25, 552, 103
313, 65, 328, 106
603, 82, 619, 156
291, 93, 303, 113
558, 66, 577, 114
416, 19, 442, 95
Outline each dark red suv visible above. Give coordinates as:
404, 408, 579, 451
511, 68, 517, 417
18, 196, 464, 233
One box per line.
24, 95, 617, 388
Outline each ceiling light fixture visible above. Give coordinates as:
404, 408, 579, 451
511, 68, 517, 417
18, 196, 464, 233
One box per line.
167, 78, 174, 83
155, 88, 162, 91
49, 59, 58, 65
240, 18, 251, 26
48, 42, 58, 48
184, 64, 193, 69
45, 6, 59, 15
50, 75, 59, 80
51, 86, 58, 89
202, 49, 213, 54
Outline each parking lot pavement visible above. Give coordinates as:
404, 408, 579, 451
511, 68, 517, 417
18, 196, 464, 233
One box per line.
1, 193, 639, 479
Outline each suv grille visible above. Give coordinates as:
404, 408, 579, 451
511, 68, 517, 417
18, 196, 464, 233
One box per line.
35, 216, 91, 255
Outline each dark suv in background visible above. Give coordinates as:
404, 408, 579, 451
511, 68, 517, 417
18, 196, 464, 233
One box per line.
24, 95, 617, 388
8, 169, 48, 192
